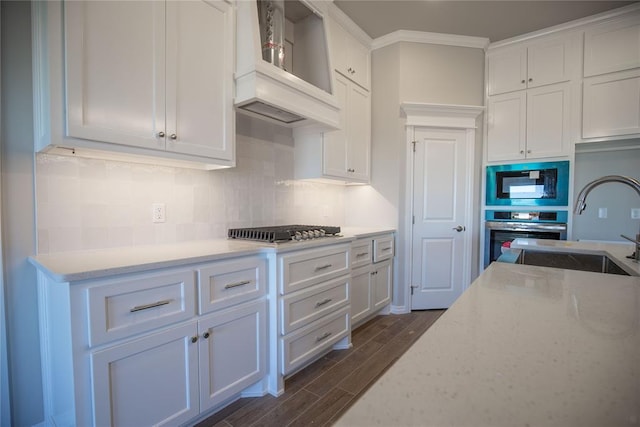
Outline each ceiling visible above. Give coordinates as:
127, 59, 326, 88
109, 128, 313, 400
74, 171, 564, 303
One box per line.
333, 1, 637, 42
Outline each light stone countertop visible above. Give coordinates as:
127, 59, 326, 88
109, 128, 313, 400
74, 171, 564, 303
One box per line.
29, 228, 395, 282
336, 261, 640, 427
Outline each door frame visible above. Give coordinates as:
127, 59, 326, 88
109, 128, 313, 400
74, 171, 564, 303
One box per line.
400, 103, 484, 311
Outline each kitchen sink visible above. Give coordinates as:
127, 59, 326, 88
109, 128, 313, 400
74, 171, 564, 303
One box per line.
516, 250, 630, 276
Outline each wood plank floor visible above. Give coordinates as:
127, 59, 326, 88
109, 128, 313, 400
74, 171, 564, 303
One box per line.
194, 310, 445, 427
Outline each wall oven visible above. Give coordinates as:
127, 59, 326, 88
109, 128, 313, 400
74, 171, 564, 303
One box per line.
486, 161, 570, 206
484, 210, 568, 268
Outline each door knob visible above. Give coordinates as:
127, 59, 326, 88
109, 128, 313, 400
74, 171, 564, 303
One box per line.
452, 225, 465, 232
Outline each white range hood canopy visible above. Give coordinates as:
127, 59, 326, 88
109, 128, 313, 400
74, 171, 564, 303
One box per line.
235, 0, 340, 132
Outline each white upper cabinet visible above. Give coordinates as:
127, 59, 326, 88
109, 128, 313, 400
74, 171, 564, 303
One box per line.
584, 13, 640, 77
487, 83, 571, 162
329, 18, 371, 89
488, 35, 577, 96
34, 0, 235, 169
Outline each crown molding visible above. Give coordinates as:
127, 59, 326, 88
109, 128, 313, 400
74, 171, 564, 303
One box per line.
490, 2, 640, 49
372, 30, 490, 51
400, 102, 485, 129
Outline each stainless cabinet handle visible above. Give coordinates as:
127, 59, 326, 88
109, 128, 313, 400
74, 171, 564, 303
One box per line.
314, 264, 332, 271
130, 299, 173, 313
157, 131, 165, 138
315, 331, 332, 342
356, 252, 369, 258
381, 246, 392, 252
224, 280, 251, 290
315, 298, 333, 308
520, 150, 525, 154
521, 79, 526, 84
452, 226, 466, 232
527, 149, 531, 154
203, 332, 210, 339
191, 336, 198, 344
170, 134, 177, 140
528, 78, 533, 82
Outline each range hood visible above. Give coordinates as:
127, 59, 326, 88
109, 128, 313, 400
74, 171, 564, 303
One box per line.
235, 0, 340, 132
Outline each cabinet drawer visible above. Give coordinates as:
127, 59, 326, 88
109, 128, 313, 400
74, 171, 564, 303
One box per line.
197, 256, 267, 315
351, 240, 372, 268
279, 244, 350, 294
373, 235, 394, 263
281, 276, 349, 335
87, 271, 196, 346
281, 306, 350, 375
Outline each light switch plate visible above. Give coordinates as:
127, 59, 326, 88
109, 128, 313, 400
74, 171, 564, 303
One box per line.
632, 208, 640, 219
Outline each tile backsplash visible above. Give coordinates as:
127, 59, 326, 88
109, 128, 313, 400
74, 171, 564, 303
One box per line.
36, 133, 346, 254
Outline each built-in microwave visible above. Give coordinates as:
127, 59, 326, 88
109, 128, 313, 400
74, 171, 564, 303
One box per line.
486, 161, 570, 206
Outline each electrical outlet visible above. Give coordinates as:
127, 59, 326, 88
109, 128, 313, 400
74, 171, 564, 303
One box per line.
598, 207, 607, 219
152, 203, 166, 223
632, 208, 640, 219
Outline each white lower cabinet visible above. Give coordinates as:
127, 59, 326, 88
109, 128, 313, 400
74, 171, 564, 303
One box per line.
37, 255, 268, 427
91, 323, 200, 427
349, 233, 395, 328
198, 299, 267, 411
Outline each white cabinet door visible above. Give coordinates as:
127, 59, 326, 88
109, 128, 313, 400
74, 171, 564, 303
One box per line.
347, 83, 371, 182
350, 266, 372, 325
166, 0, 234, 161
583, 68, 640, 139
488, 36, 573, 95
584, 14, 640, 77
526, 37, 573, 89
322, 72, 370, 182
372, 260, 392, 311
487, 47, 527, 95
526, 83, 571, 159
329, 18, 370, 89
487, 91, 526, 162
198, 299, 266, 412
91, 323, 199, 427
323, 74, 349, 178
65, 1, 166, 149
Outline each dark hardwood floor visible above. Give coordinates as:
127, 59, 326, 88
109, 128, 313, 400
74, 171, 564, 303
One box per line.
194, 309, 445, 427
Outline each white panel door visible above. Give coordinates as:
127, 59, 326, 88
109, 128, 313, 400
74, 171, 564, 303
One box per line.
347, 83, 371, 182
323, 73, 349, 178
487, 47, 527, 95
198, 299, 266, 412
64, 1, 165, 149
527, 37, 572, 89
411, 129, 470, 309
583, 68, 640, 139
526, 82, 570, 159
91, 323, 199, 427
487, 91, 526, 162
166, 0, 234, 160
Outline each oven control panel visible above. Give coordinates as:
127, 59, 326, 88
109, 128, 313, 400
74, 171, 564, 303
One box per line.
485, 210, 568, 223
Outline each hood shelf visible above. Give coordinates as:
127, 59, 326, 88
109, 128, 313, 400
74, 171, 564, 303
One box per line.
235, 0, 340, 132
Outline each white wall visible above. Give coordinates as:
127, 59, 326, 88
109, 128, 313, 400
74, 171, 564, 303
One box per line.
573, 146, 640, 242
1, 2, 42, 425
347, 41, 485, 311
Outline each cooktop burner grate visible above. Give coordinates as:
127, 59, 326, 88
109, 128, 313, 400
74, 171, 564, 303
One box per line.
228, 225, 341, 243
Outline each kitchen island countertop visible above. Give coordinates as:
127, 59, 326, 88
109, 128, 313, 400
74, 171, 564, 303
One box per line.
336, 261, 640, 427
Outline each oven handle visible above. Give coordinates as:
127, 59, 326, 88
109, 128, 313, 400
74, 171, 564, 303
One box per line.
485, 221, 567, 232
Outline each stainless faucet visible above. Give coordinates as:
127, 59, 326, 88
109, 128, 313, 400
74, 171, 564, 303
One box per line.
573, 175, 640, 261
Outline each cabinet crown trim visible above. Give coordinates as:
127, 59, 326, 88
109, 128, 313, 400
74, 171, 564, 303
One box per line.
401, 102, 485, 129
489, 3, 640, 50
372, 30, 489, 51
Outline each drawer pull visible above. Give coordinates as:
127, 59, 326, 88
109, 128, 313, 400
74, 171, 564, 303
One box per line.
315, 298, 333, 308
315, 331, 332, 342
314, 264, 333, 271
224, 280, 251, 290
356, 252, 369, 258
130, 299, 173, 313
381, 247, 392, 252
